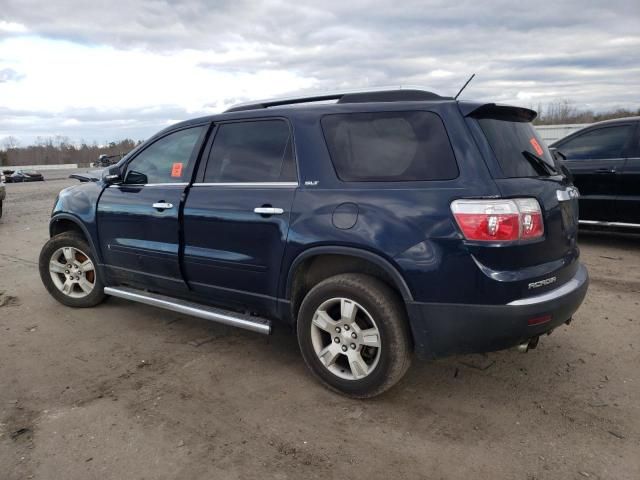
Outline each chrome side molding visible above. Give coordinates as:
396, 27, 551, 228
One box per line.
192, 182, 298, 188
104, 286, 271, 334
579, 220, 640, 229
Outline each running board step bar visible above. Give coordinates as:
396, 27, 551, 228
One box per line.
104, 286, 271, 334
579, 220, 640, 229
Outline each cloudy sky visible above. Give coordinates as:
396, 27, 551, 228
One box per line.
1, 0, 639, 145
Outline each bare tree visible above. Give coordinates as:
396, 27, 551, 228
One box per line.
2, 136, 20, 150
534, 100, 640, 125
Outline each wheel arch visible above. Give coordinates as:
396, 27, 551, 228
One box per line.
49, 214, 102, 264
284, 246, 413, 321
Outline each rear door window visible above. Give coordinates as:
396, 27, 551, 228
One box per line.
555, 125, 633, 160
321, 111, 458, 182
476, 118, 556, 178
204, 119, 296, 183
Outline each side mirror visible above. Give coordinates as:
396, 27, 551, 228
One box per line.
549, 147, 573, 184
102, 165, 122, 185
560, 163, 574, 184
549, 147, 567, 162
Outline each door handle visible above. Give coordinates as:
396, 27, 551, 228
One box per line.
152, 202, 173, 210
594, 168, 616, 174
253, 207, 284, 215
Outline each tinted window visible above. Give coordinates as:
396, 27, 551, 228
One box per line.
204, 120, 296, 183
321, 111, 458, 182
557, 125, 633, 160
125, 126, 204, 184
477, 118, 556, 177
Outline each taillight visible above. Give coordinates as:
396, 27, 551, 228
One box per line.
514, 198, 544, 239
451, 198, 544, 242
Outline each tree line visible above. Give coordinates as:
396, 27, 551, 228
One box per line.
532, 100, 639, 125
0, 137, 141, 167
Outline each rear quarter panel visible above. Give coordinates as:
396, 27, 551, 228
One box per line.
281, 103, 502, 304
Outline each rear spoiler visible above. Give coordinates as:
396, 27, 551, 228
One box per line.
458, 102, 537, 122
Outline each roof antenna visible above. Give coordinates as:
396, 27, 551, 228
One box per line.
454, 73, 475, 100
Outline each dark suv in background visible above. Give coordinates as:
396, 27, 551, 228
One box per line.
39, 89, 588, 397
551, 116, 640, 227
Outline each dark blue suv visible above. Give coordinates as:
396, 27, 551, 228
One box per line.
39, 89, 588, 397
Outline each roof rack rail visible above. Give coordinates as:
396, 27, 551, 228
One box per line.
224, 86, 452, 113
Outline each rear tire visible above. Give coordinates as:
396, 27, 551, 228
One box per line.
39, 233, 106, 308
297, 273, 412, 398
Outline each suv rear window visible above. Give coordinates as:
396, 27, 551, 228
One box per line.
321, 111, 458, 182
476, 117, 556, 178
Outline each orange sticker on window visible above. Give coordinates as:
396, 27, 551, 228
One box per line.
529, 138, 544, 156
171, 162, 183, 178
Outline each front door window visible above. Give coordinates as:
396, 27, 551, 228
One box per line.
558, 125, 633, 160
124, 126, 205, 184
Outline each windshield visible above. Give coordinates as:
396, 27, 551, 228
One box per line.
477, 118, 556, 178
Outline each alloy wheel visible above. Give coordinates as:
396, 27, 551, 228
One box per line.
48, 246, 96, 298
310, 297, 382, 380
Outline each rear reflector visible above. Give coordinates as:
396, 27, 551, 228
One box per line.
527, 315, 551, 326
451, 198, 544, 242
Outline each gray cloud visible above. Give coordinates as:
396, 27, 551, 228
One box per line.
0, 105, 197, 145
1, 0, 639, 143
0, 67, 24, 82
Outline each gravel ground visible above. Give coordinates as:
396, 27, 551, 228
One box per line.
1, 178, 638, 480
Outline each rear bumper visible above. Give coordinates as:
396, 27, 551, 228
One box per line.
406, 263, 589, 358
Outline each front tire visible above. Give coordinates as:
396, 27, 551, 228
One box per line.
39, 233, 106, 307
297, 274, 412, 398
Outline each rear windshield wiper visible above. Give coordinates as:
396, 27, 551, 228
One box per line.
521, 150, 558, 176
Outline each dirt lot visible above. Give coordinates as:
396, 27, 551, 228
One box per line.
1, 178, 638, 480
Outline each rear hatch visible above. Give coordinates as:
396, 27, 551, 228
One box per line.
461, 103, 580, 301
